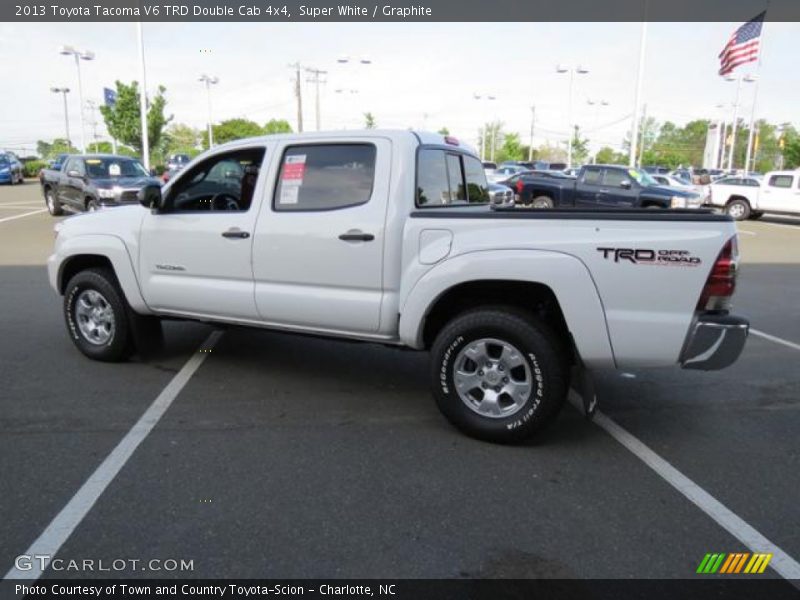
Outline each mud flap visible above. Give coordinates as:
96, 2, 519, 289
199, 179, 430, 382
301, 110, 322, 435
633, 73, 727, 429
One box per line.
570, 363, 598, 419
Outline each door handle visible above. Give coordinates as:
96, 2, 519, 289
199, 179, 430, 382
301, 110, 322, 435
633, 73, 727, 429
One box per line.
221, 229, 250, 239
339, 231, 374, 242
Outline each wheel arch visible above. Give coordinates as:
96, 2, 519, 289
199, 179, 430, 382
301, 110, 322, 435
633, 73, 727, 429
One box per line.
399, 249, 616, 369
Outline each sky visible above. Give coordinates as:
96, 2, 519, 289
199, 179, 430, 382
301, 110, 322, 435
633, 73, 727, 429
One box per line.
1, 21, 798, 157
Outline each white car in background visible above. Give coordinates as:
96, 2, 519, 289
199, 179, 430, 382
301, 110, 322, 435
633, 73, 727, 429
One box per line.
707, 171, 800, 220
488, 165, 527, 183
652, 174, 710, 203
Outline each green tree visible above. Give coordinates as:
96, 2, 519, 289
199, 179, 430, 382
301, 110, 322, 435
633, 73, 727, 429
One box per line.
784, 128, 800, 169
86, 141, 136, 156
208, 118, 263, 147
36, 138, 78, 159
99, 81, 172, 157
437, 127, 450, 135
364, 112, 377, 129
595, 146, 626, 165
263, 119, 293, 134
163, 123, 201, 157
495, 132, 524, 164
571, 126, 590, 165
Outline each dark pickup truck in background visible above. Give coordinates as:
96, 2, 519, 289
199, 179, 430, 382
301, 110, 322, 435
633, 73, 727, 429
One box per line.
502, 164, 704, 209
40, 154, 160, 216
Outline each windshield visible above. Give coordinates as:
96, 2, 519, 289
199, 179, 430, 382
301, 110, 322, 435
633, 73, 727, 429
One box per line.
0, 155, 9, 165
627, 168, 658, 187
85, 158, 149, 179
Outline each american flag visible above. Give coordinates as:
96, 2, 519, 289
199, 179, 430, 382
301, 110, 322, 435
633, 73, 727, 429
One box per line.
719, 12, 765, 76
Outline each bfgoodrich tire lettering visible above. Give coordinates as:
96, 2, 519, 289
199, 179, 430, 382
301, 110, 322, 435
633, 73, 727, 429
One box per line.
64, 268, 133, 362
430, 307, 568, 443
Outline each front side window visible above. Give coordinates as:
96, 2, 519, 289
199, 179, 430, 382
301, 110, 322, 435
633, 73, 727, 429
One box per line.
769, 175, 793, 189
273, 144, 375, 211
65, 158, 85, 176
167, 147, 265, 212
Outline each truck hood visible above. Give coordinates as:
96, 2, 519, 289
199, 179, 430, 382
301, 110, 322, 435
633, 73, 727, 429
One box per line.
91, 176, 161, 189
55, 204, 146, 240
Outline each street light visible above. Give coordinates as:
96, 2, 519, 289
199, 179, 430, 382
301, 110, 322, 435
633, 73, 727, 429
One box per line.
59, 45, 94, 154
473, 93, 497, 161
50, 87, 71, 146
198, 74, 219, 148
723, 73, 756, 171
556, 64, 589, 168
587, 99, 609, 163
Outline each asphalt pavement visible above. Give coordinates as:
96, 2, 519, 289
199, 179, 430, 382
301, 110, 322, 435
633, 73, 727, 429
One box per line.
1, 181, 798, 585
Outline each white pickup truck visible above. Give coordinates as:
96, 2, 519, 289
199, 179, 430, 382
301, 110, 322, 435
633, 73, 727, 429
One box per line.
48, 131, 749, 443
708, 170, 800, 220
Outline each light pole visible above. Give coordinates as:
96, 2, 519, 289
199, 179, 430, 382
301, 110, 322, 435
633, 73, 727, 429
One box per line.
199, 74, 219, 148
59, 45, 94, 154
724, 73, 756, 171
50, 87, 71, 146
473, 93, 496, 161
335, 56, 372, 129
587, 99, 609, 163
556, 64, 589, 168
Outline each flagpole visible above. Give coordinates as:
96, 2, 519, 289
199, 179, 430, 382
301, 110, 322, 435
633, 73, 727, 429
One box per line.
727, 75, 742, 171
744, 12, 767, 173
628, 11, 648, 167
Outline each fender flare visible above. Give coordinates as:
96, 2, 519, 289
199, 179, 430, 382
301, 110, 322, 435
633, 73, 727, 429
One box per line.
398, 249, 616, 369
55, 234, 151, 314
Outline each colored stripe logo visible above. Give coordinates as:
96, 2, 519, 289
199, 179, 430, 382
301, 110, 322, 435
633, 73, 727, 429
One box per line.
697, 552, 773, 574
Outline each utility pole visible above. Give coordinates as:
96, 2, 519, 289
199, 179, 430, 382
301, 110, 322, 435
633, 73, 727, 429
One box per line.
289, 63, 304, 133
85, 100, 100, 150
528, 105, 536, 162
628, 16, 648, 167
637, 103, 648, 167
136, 23, 150, 169
305, 67, 327, 131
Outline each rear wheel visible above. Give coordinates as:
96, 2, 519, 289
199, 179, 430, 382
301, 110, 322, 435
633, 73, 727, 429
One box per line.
45, 188, 63, 216
430, 307, 569, 443
531, 195, 554, 209
64, 268, 133, 362
726, 199, 750, 221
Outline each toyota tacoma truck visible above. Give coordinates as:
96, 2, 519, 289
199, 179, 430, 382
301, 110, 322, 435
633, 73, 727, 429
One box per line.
47, 131, 749, 443
706, 170, 800, 220
506, 164, 705, 209
40, 154, 160, 216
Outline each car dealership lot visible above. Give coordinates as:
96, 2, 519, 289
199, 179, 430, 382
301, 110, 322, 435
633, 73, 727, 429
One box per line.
1, 183, 799, 582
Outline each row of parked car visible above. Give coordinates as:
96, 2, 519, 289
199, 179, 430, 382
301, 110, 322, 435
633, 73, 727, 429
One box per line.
0, 152, 25, 185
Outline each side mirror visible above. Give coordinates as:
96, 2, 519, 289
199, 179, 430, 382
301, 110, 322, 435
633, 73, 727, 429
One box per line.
620, 180, 632, 190
138, 184, 163, 211
67, 170, 81, 178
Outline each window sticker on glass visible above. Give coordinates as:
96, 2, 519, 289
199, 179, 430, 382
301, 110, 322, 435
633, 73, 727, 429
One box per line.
282, 154, 306, 182
108, 163, 121, 177
279, 185, 300, 205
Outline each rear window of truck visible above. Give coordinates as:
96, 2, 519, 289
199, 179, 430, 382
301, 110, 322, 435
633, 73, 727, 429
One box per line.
274, 143, 376, 211
417, 149, 489, 207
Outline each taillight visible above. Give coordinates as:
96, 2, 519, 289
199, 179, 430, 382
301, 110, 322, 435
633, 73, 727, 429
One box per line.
515, 179, 524, 194
697, 236, 738, 311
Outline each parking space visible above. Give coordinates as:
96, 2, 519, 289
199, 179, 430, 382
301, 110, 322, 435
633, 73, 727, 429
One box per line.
1, 181, 799, 583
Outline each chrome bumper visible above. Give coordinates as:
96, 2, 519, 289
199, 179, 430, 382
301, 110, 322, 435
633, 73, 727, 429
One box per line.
680, 314, 749, 370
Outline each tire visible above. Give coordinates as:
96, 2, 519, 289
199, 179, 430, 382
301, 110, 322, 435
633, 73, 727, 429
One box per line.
726, 199, 750, 221
430, 307, 569, 444
86, 198, 100, 212
45, 188, 63, 216
749, 211, 764, 220
531, 195, 554, 209
64, 268, 133, 362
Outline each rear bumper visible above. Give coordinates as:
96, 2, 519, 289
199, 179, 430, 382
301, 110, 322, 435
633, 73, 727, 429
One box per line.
680, 313, 749, 370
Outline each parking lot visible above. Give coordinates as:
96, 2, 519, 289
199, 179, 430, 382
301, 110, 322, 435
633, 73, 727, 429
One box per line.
1, 181, 799, 584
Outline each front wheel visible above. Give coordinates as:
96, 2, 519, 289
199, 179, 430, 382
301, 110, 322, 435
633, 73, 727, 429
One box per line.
725, 199, 750, 221
86, 198, 100, 212
45, 188, 63, 216
430, 308, 569, 443
64, 268, 133, 362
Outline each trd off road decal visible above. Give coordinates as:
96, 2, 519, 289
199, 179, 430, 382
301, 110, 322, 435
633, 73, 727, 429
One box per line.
597, 247, 702, 266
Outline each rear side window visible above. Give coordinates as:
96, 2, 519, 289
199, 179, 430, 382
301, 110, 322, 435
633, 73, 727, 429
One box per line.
768, 175, 793, 189
417, 149, 488, 207
582, 168, 602, 185
274, 144, 376, 211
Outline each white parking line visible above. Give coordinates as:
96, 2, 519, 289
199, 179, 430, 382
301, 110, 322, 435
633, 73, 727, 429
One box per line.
0, 209, 47, 224
736, 229, 757, 236
3, 330, 223, 581
569, 394, 800, 584
751, 329, 800, 352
